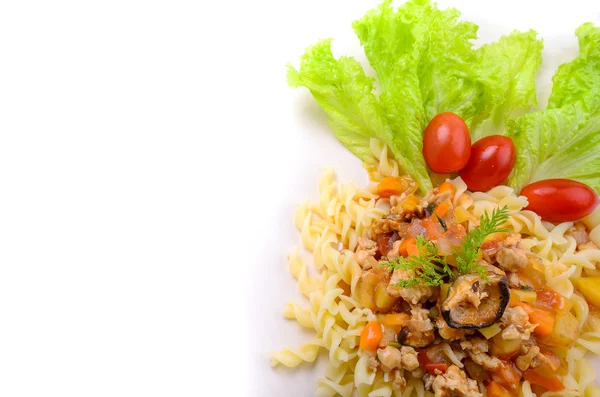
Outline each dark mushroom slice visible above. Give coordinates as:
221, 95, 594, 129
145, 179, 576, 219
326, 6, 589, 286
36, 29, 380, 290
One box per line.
441, 264, 509, 329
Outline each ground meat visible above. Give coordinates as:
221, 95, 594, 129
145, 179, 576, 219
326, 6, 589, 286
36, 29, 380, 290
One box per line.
496, 247, 529, 272
501, 306, 537, 340
501, 324, 522, 341
460, 338, 502, 371
386, 240, 402, 260
391, 368, 407, 392
387, 269, 436, 304
379, 326, 397, 348
367, 357, 379, 373
410, 306, 434, 332
515, 345, 547, 371
568, 222, 591, 246
400, 346, 419, 371
372, 217, 406, 235
430, 365, 482, 397
508, 272, 521, 288
481, 233, 522, 262
377, 346, 402, 372
356, 237, 378, 269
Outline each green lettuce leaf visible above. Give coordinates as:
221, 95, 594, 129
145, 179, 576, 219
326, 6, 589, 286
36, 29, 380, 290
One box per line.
286, 39, 391, 165
471, 30, 544, 140
548, 23, 600, 113
508, 23, 600, 193
288, 0, 544, 194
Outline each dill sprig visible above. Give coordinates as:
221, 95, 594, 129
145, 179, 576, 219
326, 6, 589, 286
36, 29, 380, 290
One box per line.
453, 206, 510, 278
380, 235, 455, 288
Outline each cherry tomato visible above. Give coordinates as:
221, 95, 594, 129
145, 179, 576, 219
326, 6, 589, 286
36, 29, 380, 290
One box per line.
423, 112, 471, 173
459, 135, 516, 192
521, 179, 599, 222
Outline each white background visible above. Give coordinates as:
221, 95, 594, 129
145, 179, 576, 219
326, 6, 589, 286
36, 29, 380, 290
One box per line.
0, 0, 598, 396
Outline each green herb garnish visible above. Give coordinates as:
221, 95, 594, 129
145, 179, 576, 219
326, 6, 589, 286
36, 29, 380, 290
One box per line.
380, 206, 510, 287
521, 285, 534, 290
380, 235, 455, 288
389, 342, 402, 348
453, 206, 510, 280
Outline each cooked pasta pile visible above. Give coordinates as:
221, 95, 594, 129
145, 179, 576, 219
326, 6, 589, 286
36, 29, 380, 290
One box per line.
271, 139, 600, 397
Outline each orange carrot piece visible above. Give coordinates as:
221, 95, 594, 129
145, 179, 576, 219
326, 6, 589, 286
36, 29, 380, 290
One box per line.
520, 303, 555, 336
438, 181, 456, 196
377, 176, 406, 198
434, 201, 451, 218
359, 321, 383, 351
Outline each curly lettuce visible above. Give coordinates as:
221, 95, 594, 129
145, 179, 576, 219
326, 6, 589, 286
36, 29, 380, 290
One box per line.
508, 23, 600, 192
288, 0, 544, 193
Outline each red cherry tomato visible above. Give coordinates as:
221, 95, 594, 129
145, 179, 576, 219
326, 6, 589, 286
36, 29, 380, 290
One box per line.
521, 179, 599, 222
423, 112, 471, 173
459, 135, 516, 192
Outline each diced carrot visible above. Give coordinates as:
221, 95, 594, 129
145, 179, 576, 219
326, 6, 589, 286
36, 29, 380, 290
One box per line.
438, 181, 456, 197
434, 201, 451, 218
399, 237, 417, 257
523, 369, 565, 391
359, 321, 383, 351
520, 303, 555, 336
402, 195, 419, 212
424, 363, 448, 375
491, 361, 522, 392
422, 218, 442, 239
382, 313, 410, 327
486, 381, 512, 397
377, 176, 407, 198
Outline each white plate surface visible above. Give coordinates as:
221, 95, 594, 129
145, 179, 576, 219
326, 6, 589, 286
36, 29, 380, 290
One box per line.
244, 0, 600, 395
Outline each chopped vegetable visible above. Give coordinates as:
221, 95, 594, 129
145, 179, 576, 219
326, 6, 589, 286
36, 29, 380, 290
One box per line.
438, 181, 456, 197
399, 237, 417, 257
377, 176, 408, 198
402, 195, 420, 212
523, 369, 565, 391
434, 202, 451, 218
491, 334, 522, 359
520, 303, 555, 336
423, 363, 448, 375
479, 323, 502, 339
511, 289, 537, 303
491, 362, 522, 392
382, 313, 410, 327
542, 311, 580, 348
486, 381, 512, 397
360, 321, 383, 351
572, 277, 600, 307
453, 206, 471, 223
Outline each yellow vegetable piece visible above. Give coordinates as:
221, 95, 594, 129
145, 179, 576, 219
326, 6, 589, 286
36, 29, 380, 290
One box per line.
573, 277, 600, 308
454, 206, 471, 223
440, 283, 450, 302
512, 289, 537, 303
479, 323, 502, 339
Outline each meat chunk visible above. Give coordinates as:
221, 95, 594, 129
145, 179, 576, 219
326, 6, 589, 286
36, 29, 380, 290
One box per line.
400, 346, 419, 371
501, 306, 537, 340
568, 223, 591, 246
387, 269, 436, 304
377, 346, 402, 372
508, 272, 521, 288
430, 365, 482, 397
501, 324, 522, 341
460, 338, 502, 371
496, 247, 528, 272
391, 368, 407, 392
355, 237, 378, 269
515, 345, 547, 371
376, 345, 420, 372
367, 356, 379, 373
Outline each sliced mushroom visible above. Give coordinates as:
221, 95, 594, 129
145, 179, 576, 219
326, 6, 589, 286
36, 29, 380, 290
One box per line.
441, 263, 509, 329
